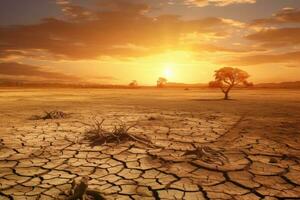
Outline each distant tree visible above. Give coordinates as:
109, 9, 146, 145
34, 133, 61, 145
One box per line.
209, 67, 252, 100
244, 81, 254, 87
129, 80, 138, 88
157, 77, 167, 88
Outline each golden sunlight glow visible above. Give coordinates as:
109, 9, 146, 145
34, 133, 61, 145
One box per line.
163, 68, 173, 79
0, 0, 298, 86
44, 50, 216, 85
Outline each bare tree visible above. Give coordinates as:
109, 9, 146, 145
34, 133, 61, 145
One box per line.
157, 77, 167, 88
209, 67, 252, 100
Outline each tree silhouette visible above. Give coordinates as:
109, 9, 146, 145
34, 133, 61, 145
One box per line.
157, 77, 167, 88
129, 80, 138, 88
209, 67, 252, 100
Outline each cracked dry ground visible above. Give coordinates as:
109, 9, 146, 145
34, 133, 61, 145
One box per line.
0, 89, 300, 200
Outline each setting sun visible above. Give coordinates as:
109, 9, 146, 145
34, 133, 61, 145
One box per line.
163, 66, 174, 79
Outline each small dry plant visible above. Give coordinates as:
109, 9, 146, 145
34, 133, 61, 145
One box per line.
85, 119, 155, 147
58, 176, 105, 200
30, 110, 68, 120
0, 138, 4, 148
184, 146, 229, 165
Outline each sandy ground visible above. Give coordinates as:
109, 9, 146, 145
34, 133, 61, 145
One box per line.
0, 88, 300, 200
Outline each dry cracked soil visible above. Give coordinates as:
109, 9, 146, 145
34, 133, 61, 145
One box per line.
0, 88, 299, 200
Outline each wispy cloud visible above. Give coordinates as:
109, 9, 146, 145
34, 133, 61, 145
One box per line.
0, 62, 79, 81
246, 28, 300, 48
251, 7, 300, 26
223, 51, 300, 66
184, 0, 256, 7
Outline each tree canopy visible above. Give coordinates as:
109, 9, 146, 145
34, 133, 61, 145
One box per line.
209, 67, 252, 100
157, 77, 167, 88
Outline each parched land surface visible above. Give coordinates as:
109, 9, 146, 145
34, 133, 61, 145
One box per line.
0, 88, 300, 200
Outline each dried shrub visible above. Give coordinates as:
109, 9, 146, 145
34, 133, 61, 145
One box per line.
269, 158, 278, 163
30, 110, 68, 120
0, 138, 4, 148
84, 119, 155, 147
184, 146, 228, 165
148, 116, 157, 121
58, 176, 105, 200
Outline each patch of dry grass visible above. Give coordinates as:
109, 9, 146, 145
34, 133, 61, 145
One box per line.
29, 110, 69, 120
184, 146, 228, 165
84, 119, 155, 147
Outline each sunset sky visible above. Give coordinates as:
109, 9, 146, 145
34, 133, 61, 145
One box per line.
0, 0, 300, 85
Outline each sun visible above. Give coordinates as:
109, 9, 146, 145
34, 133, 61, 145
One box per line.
164, 68, 173, 78
163, 64, 174, 79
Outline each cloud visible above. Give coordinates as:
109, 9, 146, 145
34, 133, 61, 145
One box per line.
92, 76, 118, 81
251, 7, 300, 26
223, 51, 300, 66
55, 0, 151, 21
0, 62, 79, 81
56, 0, 70, 5
246, 28, 300, 47
244, 8, 300, 51
97, 0, 151, 14
222, 7, 300, 66
184, 0, 256, 7
0, 1, 238, 60
55, 0, 97, 21
189, 43, 253, 53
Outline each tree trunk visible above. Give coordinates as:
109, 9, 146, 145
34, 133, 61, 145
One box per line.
224, 92, 229, 100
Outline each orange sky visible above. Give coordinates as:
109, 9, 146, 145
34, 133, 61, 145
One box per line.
0, 0, 300, 85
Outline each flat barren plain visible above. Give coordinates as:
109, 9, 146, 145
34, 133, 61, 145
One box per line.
0, 88, 300, 200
